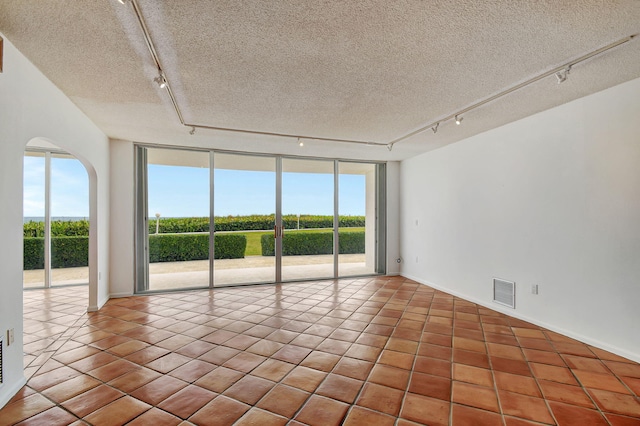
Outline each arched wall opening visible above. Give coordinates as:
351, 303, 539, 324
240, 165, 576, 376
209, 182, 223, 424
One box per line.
23, 137, 100, 310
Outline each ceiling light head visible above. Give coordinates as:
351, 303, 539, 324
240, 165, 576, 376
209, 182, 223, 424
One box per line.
298, 138, 304, 147
555, 66, 571, 84
387, 143, 394, 151
189, 126, 196, 135
432, 122, 439, 134
455, 115, 463, 125
154, 74, 167, 89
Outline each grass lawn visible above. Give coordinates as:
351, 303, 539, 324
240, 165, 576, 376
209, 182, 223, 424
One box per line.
219, 227, 365, 256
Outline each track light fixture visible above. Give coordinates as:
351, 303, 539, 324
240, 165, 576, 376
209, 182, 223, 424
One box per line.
298, 138, 304, 147
387, 143, 394, 151
385, 36, 634, 147
154, 74, 167, 89
555, 66, 571, 84
432, 122, 439, 134
189, 126, 196, 135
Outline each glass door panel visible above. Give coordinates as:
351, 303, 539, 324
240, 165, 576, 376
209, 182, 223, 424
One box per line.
281, 158, 335, 281
23, 152, 46, 288
147, 148, 210, 291
338, 162, 376, 276
213, 153, 276, 286
51, 153, 90, 286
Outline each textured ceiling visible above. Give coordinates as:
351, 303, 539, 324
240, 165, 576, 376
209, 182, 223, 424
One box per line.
1, 1, 640, 161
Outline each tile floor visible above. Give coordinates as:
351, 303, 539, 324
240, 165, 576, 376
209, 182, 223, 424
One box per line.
2, 277, 640, 425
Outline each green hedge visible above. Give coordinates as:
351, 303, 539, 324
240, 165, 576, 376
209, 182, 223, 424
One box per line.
149, 233, 246, 262
261, 230, 365, 256
24, 220, 90, 238
24, 216, 365, 237
24, 233, 246, 269
148, 215, 365, 234
23, 236, 89, 270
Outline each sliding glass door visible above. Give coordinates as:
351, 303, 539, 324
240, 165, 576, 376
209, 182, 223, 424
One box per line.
135, 146, 385, 292
23, 149, 89, 288
338, 162, 377, 277
50, 154, 90, 286
145, 148, 210, 291
281, 158, 336, 281
213, 153, 276, 286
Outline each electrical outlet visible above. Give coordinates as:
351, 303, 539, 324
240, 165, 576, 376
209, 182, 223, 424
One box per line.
7, 328, 14, 346
531, 284, 539, 295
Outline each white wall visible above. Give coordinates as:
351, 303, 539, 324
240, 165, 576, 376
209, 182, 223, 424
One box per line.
386, 161, 401, 275
400, 77, 640, 362
0, 34, 109, 407
109, 139, 136, 298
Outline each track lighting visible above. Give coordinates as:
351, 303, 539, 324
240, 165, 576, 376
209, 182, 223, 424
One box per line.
385, 36, 634, 147
123, 0, 635, 150
154, 74, 167, 89
189, 126, 196, 135
555, 66, 571, 84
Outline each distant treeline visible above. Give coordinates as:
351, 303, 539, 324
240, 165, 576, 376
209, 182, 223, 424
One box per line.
23, 215, 365, 237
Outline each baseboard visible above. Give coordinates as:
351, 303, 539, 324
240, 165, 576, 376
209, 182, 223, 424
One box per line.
402, 273, 640, 364
0, 376, 27, 409
87, 294, 111, 312
109, 292, 133, 299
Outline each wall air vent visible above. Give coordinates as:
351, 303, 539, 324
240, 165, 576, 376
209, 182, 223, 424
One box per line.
493, 278, 516, 309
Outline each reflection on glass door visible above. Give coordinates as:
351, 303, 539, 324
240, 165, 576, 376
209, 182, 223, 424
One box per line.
339, 162, 376, 276
214, 153, 276, 286
281, 158, 335, 281
147, 148, 210, 291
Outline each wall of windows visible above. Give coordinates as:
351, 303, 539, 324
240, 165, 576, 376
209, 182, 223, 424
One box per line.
135, 146, 385, 292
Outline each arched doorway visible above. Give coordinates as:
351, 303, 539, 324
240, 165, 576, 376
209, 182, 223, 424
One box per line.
22, 138, 98, 308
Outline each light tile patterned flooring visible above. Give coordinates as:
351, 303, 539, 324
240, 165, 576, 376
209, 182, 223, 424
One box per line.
2, 277, 640, 425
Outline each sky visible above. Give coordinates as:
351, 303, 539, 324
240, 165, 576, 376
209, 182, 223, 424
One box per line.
23, 155, 90, 218
148, 165, 367, 217
23, 157, 367, 218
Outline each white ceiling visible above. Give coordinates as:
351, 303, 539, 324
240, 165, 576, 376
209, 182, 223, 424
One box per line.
1, 1, 639, 161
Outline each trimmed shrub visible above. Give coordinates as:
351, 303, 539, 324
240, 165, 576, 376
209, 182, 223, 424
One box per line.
24, 233, 246, 269
148, 233, 246, 262
147, 215, 365, 234
24, 237, 45, 269
24, 215, 365, 237
53, 236, 89, 267
338, 231, 366, 254
261, 230, 365, 256
213, 233, 247, 259
23, 236, 89, 269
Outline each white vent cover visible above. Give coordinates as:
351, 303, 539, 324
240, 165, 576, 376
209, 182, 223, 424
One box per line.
493, 278, 515, 308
